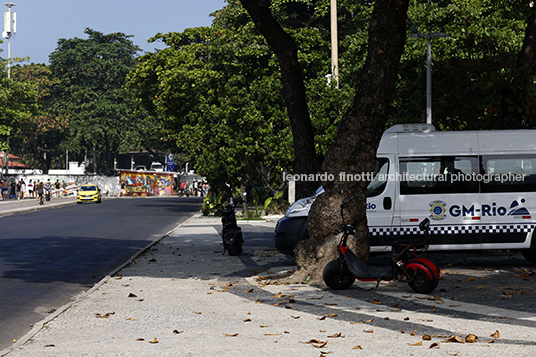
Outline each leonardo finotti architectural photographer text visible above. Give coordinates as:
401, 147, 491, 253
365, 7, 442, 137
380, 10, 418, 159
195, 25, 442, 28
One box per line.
284, 172, 527, 183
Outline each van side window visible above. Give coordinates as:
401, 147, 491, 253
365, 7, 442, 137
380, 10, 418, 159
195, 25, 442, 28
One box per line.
400, 156, 479, 195
366, 158, 389, 198
481, 155, 536, 192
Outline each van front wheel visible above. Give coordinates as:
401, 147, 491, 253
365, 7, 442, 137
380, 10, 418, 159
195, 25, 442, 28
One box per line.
522, 249, 536, 265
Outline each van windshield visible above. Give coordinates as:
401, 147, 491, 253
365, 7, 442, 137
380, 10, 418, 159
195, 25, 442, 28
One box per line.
366, 158, 389, 197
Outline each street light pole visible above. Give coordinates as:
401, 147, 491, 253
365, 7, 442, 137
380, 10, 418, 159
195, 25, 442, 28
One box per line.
330, 0, 339, 88
409, 31, 450, 124
3, 2, 16, 79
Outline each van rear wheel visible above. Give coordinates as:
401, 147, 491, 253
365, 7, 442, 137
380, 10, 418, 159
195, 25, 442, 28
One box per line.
522, 249, 536, 265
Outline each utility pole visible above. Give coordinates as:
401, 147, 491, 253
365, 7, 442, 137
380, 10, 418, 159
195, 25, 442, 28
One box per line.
330, 0, 339, 88
408, 30, 450, 125
2, 2, 16, 79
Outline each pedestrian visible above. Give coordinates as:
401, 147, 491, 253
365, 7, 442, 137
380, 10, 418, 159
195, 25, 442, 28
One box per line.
55, 180, 61, 197
37, 181, 45, 205
1, 180, 7, 200
10, 180, 16, 199
44, 180, 52, 201
28, 179, 34, 198
34, 180, 40, 199
20, 180, 26, 199
62, 180, 67, 196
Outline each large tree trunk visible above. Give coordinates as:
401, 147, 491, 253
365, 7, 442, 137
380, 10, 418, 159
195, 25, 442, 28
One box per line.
294, 0, 410, 281
500, 5, 536, 129
240, 0, 318, 199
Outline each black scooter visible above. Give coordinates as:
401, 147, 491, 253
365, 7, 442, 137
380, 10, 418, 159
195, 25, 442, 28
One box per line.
219, 196, 245, 256
323, 199, 440, 293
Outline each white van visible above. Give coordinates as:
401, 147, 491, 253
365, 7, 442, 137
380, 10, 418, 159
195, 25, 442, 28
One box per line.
275, 123, 536, 264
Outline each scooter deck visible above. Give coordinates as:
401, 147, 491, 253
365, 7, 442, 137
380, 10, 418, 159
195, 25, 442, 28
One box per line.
341, 246, 392, 279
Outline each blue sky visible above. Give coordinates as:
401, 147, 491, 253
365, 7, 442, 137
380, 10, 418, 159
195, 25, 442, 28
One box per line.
0, 0, 227, 64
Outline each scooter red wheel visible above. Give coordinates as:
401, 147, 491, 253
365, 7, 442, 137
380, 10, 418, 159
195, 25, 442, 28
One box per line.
323, 259, 355, 290
406, 268, 438, 294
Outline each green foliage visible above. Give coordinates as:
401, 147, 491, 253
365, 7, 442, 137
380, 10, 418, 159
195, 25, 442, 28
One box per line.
126, 0, 356, 194
392, 0, 533, 129
0, 59, 44, 153
48, 28, 146, 173
264, 190, 288, 214
8, 63, 68, 171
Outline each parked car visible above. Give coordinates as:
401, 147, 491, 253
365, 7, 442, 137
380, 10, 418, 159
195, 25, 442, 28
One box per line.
77, 184, 101, 204
134, 165, 147, 171
274, 187, 323, 255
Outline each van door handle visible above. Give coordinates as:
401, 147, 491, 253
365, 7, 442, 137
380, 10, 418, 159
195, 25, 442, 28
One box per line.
383, 197, 392, 210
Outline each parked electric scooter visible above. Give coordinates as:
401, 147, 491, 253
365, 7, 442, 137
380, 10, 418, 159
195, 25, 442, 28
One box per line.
219, 196, 245, 256
323, 198, 440, 293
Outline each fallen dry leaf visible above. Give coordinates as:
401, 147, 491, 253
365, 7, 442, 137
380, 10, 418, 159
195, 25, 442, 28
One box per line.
274, 292, 282, 298
327, 333, 344, 338
465, 334, 477, 343
301, 339, 324, 344
443, 336, 464, 343
95, 312, 115, 318
362, 318, 374, 323
136, 338, 144, 341
128, 293, 138, 298
173, 330, 183, 334
243, 319, 252, 322
312, 341, 328, 348
224, 333, 239, 337
325, 303, 338, 306
430, 342, 440, 348
149, 338, 159, 344
264, 333, 279, 336
244, 288, 254, 293
490, 330, 500, 338
423, 334, 432, 340
327, 313, 338, 317
352, 345, 363, 349
301, 339, 328, 348
194, 311, 202, 314
363, 329, 374, 333
408, 341, 422, 346
318, 316, 327, 320
260, 325, 270, 328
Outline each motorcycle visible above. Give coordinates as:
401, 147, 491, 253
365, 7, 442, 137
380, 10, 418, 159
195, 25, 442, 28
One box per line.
219, 196, 245, 256
323, 198, 440, 294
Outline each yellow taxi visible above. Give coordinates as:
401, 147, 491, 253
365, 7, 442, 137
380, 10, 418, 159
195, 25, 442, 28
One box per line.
77, 184, 102, 204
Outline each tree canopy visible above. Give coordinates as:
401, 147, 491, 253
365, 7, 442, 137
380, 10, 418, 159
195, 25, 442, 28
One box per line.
47, 28, 146, 174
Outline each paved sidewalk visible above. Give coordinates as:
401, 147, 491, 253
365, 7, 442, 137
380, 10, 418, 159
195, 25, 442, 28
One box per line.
0, 195, 77, 216
2, 213, 536, 356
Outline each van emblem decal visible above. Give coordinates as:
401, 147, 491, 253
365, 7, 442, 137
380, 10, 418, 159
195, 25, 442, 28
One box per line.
508, 199, 530, 216
429, 200, 447, 221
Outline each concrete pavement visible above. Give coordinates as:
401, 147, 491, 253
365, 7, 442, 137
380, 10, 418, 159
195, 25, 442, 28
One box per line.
0, 194, 77, 217
1, 203, 536, 356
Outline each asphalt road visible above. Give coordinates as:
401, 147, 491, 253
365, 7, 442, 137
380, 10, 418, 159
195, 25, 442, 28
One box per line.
0, 196, 203, 350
